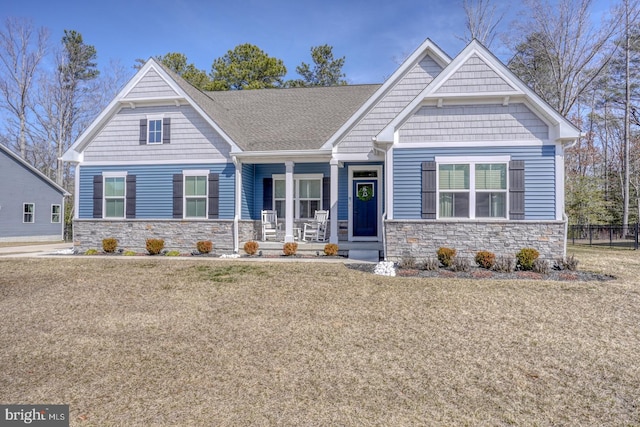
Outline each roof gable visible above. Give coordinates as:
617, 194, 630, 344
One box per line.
0, 145, 68, 196
377, 40, 581, 144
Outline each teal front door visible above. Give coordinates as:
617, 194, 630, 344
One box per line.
353, 180, 377, 237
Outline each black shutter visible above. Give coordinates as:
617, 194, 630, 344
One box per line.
173, 174, 183, 218
139, 119, 147, 145
162, 118, 171, 144
92, 175, 103, 218
509, 160, 525, 220
126, 175, 136, 218
421, 161, 437, 219
208, 173, 219, 219
263, 178, 273, 210
322, 177, 330, 211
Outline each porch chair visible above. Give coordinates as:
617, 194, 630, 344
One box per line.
261, 210, 278, 241
302, 210, 329, 242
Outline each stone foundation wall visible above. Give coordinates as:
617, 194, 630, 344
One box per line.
384, 220, 566, 262
73, 219, 242, 253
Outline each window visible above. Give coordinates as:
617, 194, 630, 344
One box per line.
104, 176, 125, 218
148, 119, 163, 144
51, 204, 61, 223
438, 160, 508, 219
184, 175, 207, 218
23, 203, 34, 223
273, 174, 322, 219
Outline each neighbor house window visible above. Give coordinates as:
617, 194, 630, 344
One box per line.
51, 204, 61, 223
273, 174, 322, 219
438, 158, 508, 219
148, 119, 163, 144
104, 176, 126, 218
23, 203, 34, 223
184, 175, 207, 218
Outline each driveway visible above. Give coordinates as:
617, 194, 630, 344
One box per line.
0, 242, 73, 257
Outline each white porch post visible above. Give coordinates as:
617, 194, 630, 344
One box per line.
284, 161, 295, 242
233, 157, 242, 253
330, 159, 339, 244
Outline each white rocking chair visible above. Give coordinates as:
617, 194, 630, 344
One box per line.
302, 210, 329, 242
261, 210, 278, 241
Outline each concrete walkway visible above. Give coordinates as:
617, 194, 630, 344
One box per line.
0, 242, 73, 257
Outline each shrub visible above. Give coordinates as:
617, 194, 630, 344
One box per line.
165, 250, 181, 257
437, 247, 456, 268
243, 241, 259, 255
516, 248, 540, 271
493, 256, 515, 273
102, 238, 118, 253
532, 259, 550, 274
452, 257, 471, 272
475, 251, 496, 269
398, 256, 417, 269
420, 258, 440, 271
554, 255, 579, 271
146, 238, 165, 255
123, 250, 137, 256
196, 240, 213, 254
283, 242, 298, 256
323, 243, 339, 256
84, 249, 98, 255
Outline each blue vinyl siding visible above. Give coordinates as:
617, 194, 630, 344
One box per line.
241, 163, 255, 220
393, 145, 556, 219
78, 163, 236, 219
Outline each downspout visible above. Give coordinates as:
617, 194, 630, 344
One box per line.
561, 136, 581, 259
381, 211, 388, 261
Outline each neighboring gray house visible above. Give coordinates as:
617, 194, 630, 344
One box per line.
62, 39, 581, 260
0, 144, 69, 242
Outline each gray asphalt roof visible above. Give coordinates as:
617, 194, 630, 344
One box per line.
161, 62, 380, 152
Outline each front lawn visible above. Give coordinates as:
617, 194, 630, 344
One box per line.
0, 247, 638, 425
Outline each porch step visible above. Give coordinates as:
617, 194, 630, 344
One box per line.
348, 249, 380, 263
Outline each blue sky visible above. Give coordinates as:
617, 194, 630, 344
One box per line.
2, 0, 614, 84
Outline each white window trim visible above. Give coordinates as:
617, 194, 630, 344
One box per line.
146, 114, 165, 145
51, 204, 61, 224
183, 171, 209, 219
23, 203, 35, 224
102, 172, 127, 219
272, 173, 323, 219
435, 156, 510, 220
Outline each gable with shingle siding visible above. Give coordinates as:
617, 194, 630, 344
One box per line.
336, 55, 444, 154
435, 54, 515, 94
124, 68, 179, 99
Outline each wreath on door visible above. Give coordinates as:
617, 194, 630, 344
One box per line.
357, 184, 373, 202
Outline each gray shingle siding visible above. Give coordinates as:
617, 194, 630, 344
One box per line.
124, 68, 179, 99
399, 103, 549, 142
436, 54, 515, 93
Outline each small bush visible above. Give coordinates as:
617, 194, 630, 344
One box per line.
324, 243, 339, 256
398, 256, 417, 269
146, 238, 165, 255
102, 238, 117, 253
123, 250, 137, 256
243, 241, 259, 255
283, 242, 298, 256
475, 251, 496, 269
516, 248, 540, 271
452, 257, 471, 272
196, 240, 213, 254
420, 258, 440, 271
493, 256, 515, 273
84, 249, 98, 255
437, 247, 457, 268
554, 255, 579, 271
532, 259, 550, 274
165, 250, 181, 257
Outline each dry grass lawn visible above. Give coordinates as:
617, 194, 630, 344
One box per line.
0, 247, 639, 426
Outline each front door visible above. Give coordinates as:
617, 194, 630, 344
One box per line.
349, 166, 381, 241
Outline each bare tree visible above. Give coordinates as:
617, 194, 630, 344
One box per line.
0, 17, 48, 158
458, 0, 504, 48
508, 0, 622, 116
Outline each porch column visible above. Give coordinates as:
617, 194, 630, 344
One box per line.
330, 159, 339, 244
284, 161, 295, 242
